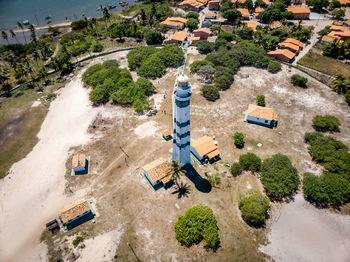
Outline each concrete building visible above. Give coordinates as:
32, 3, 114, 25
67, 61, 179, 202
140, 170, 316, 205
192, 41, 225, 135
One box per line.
72, 153, 88, 175
191, 136, 220, 163
278, 42, 300, 53
286, 6, 310, 20
205, 12, 217, 19
142, 157, 172, 189
267, 49, 296, 63
237, 8, 250, 19
172, 74, 192, 167
179, 0, 207, 11
193, 29, 211, 40
281, 38, 304, 49
164, 31, 188, 45
59, 199, 95, 230
161, 129, 172, 140
208, 0, 220, 10
245, 104, 278, 128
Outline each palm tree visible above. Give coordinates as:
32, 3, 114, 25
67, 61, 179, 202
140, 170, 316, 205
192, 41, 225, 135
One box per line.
331, 74, 346, 93
103, 7, 111, 26
99, 5, 108, 28
28, 24, 37, 43
1, 31, 9, 45
9, 30, 19, 43
16, 21, 27, 44
168, 160, 186, 187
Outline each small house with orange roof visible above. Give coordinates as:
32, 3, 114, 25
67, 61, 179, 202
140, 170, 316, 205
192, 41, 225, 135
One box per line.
161, 129, 172, 140
191, 36, 201, 44
59, 199, 95, 230
278, 42, 300, 53
237, 8, 250, 19
164, 31, 188, 44
254, 8, 265, 17
330, 0, 350, 5
286, 6, 310, 19
142, 157, 173, 190
191, 136, 220, 163
193, 28, 211, 40
179, 0, 207, 11
72, 153, 88, 175
245, 104, 278, 128
267, 49, 296, 63
281, 38, 304, 49
269, 21, 283, 30
209, 0, 220, 10
231, 0, 246, 3
320, 35, 342, 44
332, 21, 343, 26
205, 12, 217, 19
244, 21, 257, 31
263, 0, 270, 5
160, 17, 187, 29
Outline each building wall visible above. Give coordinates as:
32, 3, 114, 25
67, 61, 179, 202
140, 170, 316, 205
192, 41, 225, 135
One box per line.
190, 146, 204, 161
142, 170, 160, 187
292, 13, 309, 20
63, 210, 94, 230
247, 115, 273, 127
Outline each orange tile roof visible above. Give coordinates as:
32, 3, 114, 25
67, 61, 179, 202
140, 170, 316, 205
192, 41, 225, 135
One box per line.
179, 0, 205, 8
168, 31, 187, 42
161, 129, 171, 137
142, 157, 172, 184
205, 12, 217, 17
330, 25, 347, 32
209, 0, 220, 2
282, 38, 304, 48
332, 21, 343, 26
286, 6, 311, 14
255, 7, 265, 16
263, 0, 270, 4
191, 136, 220, 159
237, 8, 250, 17
244, 21, 257, 30
247, 104, 278, 121
160, 17, 187, 27
321, 35, 341, 43
193, 29, 211, 34
191, 36, 201, 40
72, 153, 86, 169
231, 40, 237, 44
231, 0, 246, 3
59, 199, 91, 224
269, 21, 282, 29
268, 49, 296, 60
345, 19, 350, 26
335, 0, 350, 5
278, 42, 300, 52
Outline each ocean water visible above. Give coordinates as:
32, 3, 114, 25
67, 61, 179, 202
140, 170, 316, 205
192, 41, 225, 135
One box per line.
0, 0, 135, 30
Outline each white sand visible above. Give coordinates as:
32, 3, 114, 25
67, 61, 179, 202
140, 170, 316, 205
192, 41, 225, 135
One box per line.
0, 72, 100, 261
134, 121, 159, 139
260, 194, 350, 262
76, 228, 124, 262
31, 100, 41, 107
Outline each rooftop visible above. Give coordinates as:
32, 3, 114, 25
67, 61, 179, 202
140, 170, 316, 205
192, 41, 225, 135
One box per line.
191, 136, 220, 158
269, 21, 282, 29
143, 157, 172, 184
268, 49, 296, 60
247, 104, 278, 121
59, 199, 91, 224
244, 21, 257, 30
161, 129, 171, 137
193, 28, 211, 34
160, 17, 187, 27
278, 42, 300, 52
237, 8, 250, 17
166, 31, 187, 42
281, 38, 304, 48
72, 153, 86, 169
179, 0, 206, 8
286, 6, 311, 14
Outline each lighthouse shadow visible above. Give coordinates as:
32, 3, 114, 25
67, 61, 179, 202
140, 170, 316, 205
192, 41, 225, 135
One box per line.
185, 166, 212, 193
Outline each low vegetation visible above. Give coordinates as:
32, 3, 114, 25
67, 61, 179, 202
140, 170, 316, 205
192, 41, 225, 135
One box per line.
174, 205, 220, 250
72, 236, 83, 247
312, 115, 340, 132
233, 132, 245, 148
239, 153, 262, 173
239, 189, 270, 226
256, 95, 265, 107
260, 154, 299, 200
201, 85, 220, 101
291, 74, 308, 88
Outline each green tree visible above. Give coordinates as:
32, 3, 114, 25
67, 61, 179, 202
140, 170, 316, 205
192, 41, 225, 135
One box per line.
91, 42, 103, 52
145, 30, 163, 45
168, 160, 186, 187
186, 18, 199, 31
16, 21, 27, 44
201, 85, 220, 101
256, 95, 266, 106
230, 162, 242, 176
223, 9, 242, 22
291, 74, 308, 88
306, 0, 329, 11
196, 40, 214, 54
233, 132, 245, 148
267, 60, 281, 73
214, 75, 232, 90
312, 115, 341, 132
1, 31, 9, 45
239, 189, 270, 226
137, 54, 166, 78
28, 24, 37, 43
239, 153, 261, 172
345, 91, 350, 105
331, 8, 345, 19
329, 0, 341, 9
190, 60, 214, 73
9, 30, 19, 44
186, 12, 199, 19
71, 19, 88, 30
331, 74, 350, 93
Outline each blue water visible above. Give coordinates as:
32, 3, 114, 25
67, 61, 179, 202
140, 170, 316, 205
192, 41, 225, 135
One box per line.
0, 0, 135, 31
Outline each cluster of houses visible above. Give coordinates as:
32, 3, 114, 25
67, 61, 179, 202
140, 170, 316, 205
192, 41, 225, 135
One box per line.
320, 20, 350, 45
267, 38, 304, 63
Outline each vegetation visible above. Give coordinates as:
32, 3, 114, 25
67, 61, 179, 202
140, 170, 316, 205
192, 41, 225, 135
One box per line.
223, 9, 242, 22
239, 189, 270, 226
233, 132, 245, 148
201, 85, 220, 101
267, 60, 282, 73
230, 162, 242, 176
190, 60, 214, 73
196, 40, 214, 54
168, 160, 186, 187
91, 42, 104, 52
331, 74, 350, 94
71, 19, 88, 30
145, 30, 163, 45
306, 0, 329, 11
82, 60, 154, 111
312, 115, 340, 132
256, 95, 265, 107
258, 1, 293, 24
174, 205, 220, 250
127, 45, 184, 78
239, 153, 261, 173
322, 39, 350, 59
72, 236, 83, 247
291, 74, 308, 88
260, 154, 299, 200
186, 18, 199, 31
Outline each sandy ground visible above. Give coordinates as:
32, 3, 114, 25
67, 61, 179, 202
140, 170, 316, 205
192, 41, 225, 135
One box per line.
0, 71, 100, 261
260, 194, 350, 262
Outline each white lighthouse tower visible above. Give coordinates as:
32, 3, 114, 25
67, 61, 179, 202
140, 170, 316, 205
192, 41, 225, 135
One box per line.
172, 74, 192, 167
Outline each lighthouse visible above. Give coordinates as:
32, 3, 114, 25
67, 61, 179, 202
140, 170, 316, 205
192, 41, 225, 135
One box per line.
172, 74, 192, 167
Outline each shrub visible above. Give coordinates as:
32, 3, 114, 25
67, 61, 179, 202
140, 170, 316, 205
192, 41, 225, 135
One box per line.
201, 85, 220, 101
186, 18, 199, 31
230, 162, 242, 176
346, 91, 350, 105
71, 19, 88, 30
207, 173, 221, 187
91, 42, 103, 52
190, 60, 214, 73
157, 45, 184, 67
291, 74, 308, 88
174, 205, 220, 250
239, 189, 270, 226
89, 87, 109, 104
312, 115, 340, 132
186, 12, 199, 19
239, 153, 261, 172
223, 9, 242, 22
196, 40, 214, 54
127, 46, 157, 70
145, 30, 163, 45
267, 60, 281, 73
72, 236, 83, 247
256, 95, 265, 107
214, 75, 231, 90
233, 132, 245, 148
260, 154, 299, 200
217, 31, 236, 42
137, 54, 166, 78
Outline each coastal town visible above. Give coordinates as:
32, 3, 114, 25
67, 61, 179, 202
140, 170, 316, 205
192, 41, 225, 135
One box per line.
0, 0, 350, 261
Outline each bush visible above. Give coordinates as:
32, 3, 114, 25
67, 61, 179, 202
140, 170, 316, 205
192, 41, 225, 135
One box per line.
190, 60, 214, 73
346, 91, 350, 105
256, 95, 265, 107
71, 19, 88, 30
291, 74, 307, 88
260, 154, 299, 200
196, 40, 214, 54
217, 31, 236, 42
223, 9, 242, 22
127, 46, 157, 70
239, 189, 270, 226
137, 54, 166, 78
91, 42, 103, 52
201, 85, 220, 101
157, 45, 184, 67
239, 153, 261, 172
214, 75, 231, 90
267, 60, 281, 73
186, 12, 199, 19
312, 115, 340, 132
72, 236, 83, 247
145, 30, 164, 45
174, 205, 220, 250
186, 18, 199, 31
233, 132, 245, 148
230, 162, 242, 176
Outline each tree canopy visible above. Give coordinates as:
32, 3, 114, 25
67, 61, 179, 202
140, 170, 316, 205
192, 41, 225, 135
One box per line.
312, 115, 340, 132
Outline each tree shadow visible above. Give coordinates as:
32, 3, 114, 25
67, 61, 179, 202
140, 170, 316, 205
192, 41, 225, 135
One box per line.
171, 181, 191, 198
185, 166, 212, 193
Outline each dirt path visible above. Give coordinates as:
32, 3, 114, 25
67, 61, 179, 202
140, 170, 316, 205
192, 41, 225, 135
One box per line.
0, 71, 100, 261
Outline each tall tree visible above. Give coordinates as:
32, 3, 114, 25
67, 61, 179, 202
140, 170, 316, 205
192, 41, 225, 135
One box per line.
9, 30, 19, 43
28, 24, 37, 43
168, 160, 186, 187
16, 21, 27, 44
1, 31, 9, 45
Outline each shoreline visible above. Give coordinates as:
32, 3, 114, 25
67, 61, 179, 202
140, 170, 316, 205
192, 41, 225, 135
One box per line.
12, 22, 72, 33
